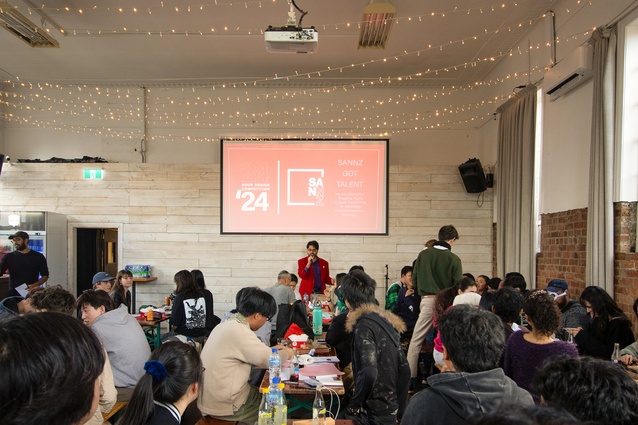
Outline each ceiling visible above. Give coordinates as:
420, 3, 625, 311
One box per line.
0, 0, 557, 87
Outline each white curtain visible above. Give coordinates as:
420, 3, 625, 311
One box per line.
586, 27, 616, 292
496, 84, 537, 283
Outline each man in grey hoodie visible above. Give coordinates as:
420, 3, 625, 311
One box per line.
78, 289, 150, 401
402, 305, 533, 425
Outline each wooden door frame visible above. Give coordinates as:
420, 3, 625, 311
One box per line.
68, 222, 123, 295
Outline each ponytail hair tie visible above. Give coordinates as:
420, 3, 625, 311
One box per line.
144, 360, 168, 383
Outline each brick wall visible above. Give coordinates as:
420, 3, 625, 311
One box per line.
536, 208, 588, 297
535, 204, 638, 333
614, 202, 638, 332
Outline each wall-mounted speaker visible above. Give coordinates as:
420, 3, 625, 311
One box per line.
458, 158, 487, 193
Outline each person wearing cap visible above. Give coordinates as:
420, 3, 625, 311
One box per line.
546, 278, 588, 341
0, 231, 49, 297
92, 271, 115, 293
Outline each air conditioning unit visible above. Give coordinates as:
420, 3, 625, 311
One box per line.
544, 44, 593, 101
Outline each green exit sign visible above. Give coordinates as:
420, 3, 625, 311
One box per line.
83, 169, 104, 180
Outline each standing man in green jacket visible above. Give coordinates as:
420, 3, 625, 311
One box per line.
406, 225, 462, 381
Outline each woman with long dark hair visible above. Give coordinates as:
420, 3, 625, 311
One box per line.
117, 342, 202, 425
111, 269, 133, 313
168, 270, 215, 338
191, 269, 215, 316
568, 286, 635, 359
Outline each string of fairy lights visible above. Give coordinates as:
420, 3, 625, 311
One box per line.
25, 0, 579, 37
0, 0, 600, 141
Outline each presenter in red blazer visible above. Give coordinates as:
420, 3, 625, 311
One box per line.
298, 240, 332, 297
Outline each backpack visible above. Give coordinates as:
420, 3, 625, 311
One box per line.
270, 300, 314, 346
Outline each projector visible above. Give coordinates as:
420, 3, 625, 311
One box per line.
264, 26, 318, 54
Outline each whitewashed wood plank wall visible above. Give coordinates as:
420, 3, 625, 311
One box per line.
0, 163, 493, 314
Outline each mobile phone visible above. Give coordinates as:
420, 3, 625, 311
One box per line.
302, 378, 322, 387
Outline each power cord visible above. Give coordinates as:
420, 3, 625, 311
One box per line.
291, 0, 308, 28
324, 385, 341, 421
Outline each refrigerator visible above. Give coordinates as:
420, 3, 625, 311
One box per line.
0, 211, 68, 297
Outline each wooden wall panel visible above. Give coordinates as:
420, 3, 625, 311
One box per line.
0, 162, 494, 313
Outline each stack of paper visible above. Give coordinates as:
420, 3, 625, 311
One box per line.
299, 363, 343, 386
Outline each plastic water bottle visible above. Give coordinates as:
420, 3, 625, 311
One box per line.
312, 386, 326, 425
313, 303, 323, 336
269, 348, 281, 383
258, 387, 273, 425
612, 342, 621, 363
273, 381, 287, 425
290, 349, 299, 383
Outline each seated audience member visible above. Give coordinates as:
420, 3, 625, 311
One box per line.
462, 272, 475, 283
476, 274, 490, 296
486, 277, 501, 291
223, 287, 271, 345
534, 355, 638, 425
0, 291, 35, 317
402, 305, 533, 425
31, 286, 117, 425
191, 269, 216, 313
386, 266, 413, 311
472, 405, 581, 425
117, 341, 202, 425
325, 309, 356, 394
169, 270, 215, 339
342, 270, 410, 425
0, 312, 105, 425
432, 278, 478, 367
199, 288, 292, 424
111, 269, 133, 313
392, 266, 418, 337
620, 297, 638, 365
569, 285, 635, 359
479, 290, 496, 312
93, 271, 115, 292
491, 287, 525, 341
325, 308, 353, 370
503, 290, 578, 401
545, 278, 588, 341
29, 284, 77, 315
502, 272, 527, 293
290, 273, 302, 300
332, 272, 348, 313
265, 270, 296, 329
77, 289, 151, 399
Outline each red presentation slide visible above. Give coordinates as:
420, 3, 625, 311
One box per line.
221, 139, 388, 234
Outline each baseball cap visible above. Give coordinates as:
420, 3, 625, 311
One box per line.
92, 272, 114, 285
546, 278, 568, 293
8, 231, 29, 240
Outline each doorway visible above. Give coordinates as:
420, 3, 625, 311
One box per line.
76, 227, 119, 295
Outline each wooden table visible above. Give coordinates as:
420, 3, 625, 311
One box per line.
260, 356, 344, 413
136, 316, 168, 349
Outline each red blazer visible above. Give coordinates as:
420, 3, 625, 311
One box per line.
298, 256, 331, 297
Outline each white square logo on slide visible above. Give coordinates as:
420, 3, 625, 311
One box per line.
287, 169, 325, 206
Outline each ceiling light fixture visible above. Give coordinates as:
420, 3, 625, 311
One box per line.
0, 1, 59, 47
358, 0, 396, 49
